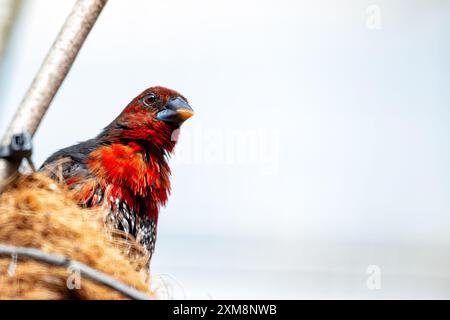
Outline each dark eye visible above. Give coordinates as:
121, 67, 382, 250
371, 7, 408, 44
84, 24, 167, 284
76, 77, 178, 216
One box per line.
142, 93, 157, 107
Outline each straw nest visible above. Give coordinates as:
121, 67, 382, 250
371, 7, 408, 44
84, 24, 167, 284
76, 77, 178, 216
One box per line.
0, 173, 154, 299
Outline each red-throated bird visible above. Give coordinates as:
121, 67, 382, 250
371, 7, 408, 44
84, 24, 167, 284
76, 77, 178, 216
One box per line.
40, 86, 194, 264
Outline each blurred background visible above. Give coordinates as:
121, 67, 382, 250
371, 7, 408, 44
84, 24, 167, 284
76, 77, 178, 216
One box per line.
1, 0, 450, 299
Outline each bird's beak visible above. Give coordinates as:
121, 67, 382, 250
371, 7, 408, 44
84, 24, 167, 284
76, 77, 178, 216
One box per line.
156, 97, 194, 125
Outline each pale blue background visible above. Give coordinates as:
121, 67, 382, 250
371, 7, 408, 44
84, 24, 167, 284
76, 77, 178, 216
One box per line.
1, 0, 450, 298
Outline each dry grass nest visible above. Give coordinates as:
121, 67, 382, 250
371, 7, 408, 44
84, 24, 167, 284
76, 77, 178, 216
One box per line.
0, 173, 154, 299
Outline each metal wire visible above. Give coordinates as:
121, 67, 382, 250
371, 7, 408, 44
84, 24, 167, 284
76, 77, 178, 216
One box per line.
0, 0, 21, 64
0, 244, 153, 300
0, 0, 108, 191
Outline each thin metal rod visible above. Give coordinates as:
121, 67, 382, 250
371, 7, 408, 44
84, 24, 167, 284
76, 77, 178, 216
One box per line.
0, 0, 108, 188
0, 244, 152, 300
0, 0, 21, 64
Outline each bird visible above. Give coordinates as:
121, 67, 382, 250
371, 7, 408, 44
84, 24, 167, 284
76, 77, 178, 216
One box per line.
40, 86, 194, 265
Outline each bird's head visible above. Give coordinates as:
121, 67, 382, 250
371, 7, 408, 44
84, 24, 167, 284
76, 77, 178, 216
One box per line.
102, 86, 194, 150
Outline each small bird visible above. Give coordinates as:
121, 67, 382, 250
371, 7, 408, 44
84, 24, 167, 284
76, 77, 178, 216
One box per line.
40, 86, 194, 264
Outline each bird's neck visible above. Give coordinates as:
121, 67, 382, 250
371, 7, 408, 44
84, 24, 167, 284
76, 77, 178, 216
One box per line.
99, 121, 178, 153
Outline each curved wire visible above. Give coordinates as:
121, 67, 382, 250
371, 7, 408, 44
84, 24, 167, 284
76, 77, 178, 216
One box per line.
0, 244, 152, 300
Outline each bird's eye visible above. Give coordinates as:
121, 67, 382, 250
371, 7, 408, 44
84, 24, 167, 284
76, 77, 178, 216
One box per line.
142, 93, 157, 107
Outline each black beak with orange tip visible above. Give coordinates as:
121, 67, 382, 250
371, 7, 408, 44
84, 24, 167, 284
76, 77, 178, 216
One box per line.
156, 97, 194, 125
